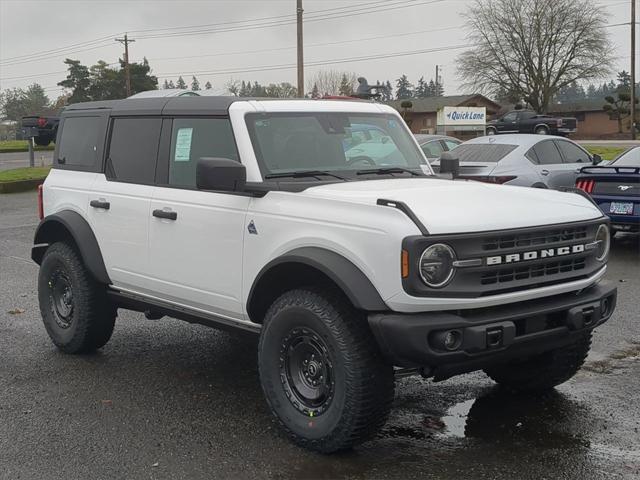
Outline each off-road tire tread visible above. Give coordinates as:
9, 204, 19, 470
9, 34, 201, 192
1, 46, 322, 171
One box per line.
39, 242, 115, 353
484, 332, 592, 392
259, 288, 395, 453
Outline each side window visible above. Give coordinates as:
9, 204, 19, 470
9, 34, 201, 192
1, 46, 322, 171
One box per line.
106, 118, 162, 184
421, 140, 444, 158
525, 147, 539, 164
57, 116, 102, 169
168, 118, 238, 188
503, 112, 518, 122
532, 140, 563, 165
443, 139, 460, 151
555, 140, 589, 164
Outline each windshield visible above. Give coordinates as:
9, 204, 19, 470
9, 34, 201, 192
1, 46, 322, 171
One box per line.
245, 112, 429, 178
612, 147, 640, 167
441, 143, 518, 163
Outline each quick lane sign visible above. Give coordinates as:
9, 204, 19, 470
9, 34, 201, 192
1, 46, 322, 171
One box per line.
437, 106, 486, 126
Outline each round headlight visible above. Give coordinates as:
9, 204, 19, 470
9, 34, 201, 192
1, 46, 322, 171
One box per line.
419, 243, 456, 288
594, 224, 610, 261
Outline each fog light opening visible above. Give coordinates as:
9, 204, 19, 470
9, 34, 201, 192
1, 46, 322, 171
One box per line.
432, 329, 463, 352
601, 297, 612, 318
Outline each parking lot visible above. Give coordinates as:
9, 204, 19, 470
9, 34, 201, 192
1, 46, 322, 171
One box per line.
1, 190, 639, 480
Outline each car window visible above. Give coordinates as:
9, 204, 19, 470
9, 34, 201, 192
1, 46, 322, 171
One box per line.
520, 111, 536, 120
532, 140, 563, 165
58, 116, 102, 168
106, 117, 162, 184
444, 144, 518, 162
555, 140, 590, 164
503, 112, 517, 122
612, 147, 640, 167
168, 118, 238, 188
443, 139, 460, 150
421, 140, 445, 158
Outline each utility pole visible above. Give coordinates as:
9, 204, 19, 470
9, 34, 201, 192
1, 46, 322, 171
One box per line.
631, 0, 636, 140
296, 0, 304, 98
115, 33, 135, 97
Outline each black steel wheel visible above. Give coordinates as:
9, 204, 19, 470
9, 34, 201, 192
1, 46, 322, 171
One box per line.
38, 242, 116, 353
280, 327, 335, 416
258, 288, 394, 453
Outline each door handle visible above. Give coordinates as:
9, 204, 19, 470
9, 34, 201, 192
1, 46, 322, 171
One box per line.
153, 209, 177, 220
90, 200, 110, 210
541, 169, 549, 176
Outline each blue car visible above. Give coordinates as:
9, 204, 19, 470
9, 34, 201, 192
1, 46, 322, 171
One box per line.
576, 146, 639, 235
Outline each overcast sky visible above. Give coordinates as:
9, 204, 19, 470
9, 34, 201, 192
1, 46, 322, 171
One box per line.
0, 0, 635, 99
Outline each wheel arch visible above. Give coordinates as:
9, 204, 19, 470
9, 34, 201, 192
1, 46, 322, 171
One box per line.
247, 247, 388, 323
32, 210, 111, 285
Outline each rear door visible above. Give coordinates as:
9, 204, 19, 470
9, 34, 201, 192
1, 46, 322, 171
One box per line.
147, 116, 250, 320
529, 139, 565, 186
87, 117, 161, 291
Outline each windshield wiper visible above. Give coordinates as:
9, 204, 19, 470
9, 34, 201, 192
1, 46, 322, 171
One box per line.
356, 167, 423, 177
264, 170, 349, 181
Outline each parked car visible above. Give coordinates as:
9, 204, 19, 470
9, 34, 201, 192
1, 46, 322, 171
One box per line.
414, 134, 461, 161
486, 110, 577, 136
32, 97, 615, 453
21, 115, 60, 146
432, 134, 602, 188
575, 146, 639, 235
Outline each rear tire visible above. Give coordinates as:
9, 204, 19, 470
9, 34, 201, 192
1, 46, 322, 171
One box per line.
484, 332, 592, 392
535, 126, 549, 135
258, 288, 394, 453
38, 242, 116, 353
486, 128, 497, 136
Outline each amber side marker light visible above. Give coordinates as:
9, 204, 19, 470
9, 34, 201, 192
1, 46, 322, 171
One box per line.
401, 250, 409, 278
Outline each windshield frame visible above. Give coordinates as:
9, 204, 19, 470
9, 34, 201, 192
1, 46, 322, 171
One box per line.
244, 111, 432, 181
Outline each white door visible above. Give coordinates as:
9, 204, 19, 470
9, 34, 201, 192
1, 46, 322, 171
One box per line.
147, 117, 249, 320
86, 117, 162, 292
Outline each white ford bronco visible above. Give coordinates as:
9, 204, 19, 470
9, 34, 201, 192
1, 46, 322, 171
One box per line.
33, 97, 616, 453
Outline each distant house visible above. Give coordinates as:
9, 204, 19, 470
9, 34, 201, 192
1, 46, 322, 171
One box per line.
386, 94, 502, 136
548, 100, 620, 138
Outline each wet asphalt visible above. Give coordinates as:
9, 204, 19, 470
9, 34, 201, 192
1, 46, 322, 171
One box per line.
1, 190, 639, 480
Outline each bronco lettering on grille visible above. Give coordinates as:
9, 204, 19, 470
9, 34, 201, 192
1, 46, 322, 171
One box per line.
486, 244, 586, 265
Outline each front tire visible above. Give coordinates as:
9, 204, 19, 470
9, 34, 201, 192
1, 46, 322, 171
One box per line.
38, 242, 116, 353
535, 125, 549, 135
486, 128, 497, 136
258, 288, 394, 453
484, 332, 592, 392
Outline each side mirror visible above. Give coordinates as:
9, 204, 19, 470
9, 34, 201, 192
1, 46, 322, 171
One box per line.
439, 151, 460, 179
196, 157, 246, 192
592, 154, 603, 165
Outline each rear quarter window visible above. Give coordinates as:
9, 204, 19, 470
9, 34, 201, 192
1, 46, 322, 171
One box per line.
56, 116, 106, 171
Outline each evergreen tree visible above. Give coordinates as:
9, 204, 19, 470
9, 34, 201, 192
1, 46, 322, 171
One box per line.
167, 80, 175, 89
191, 75, 200, 91
204, 81, 212, 90
395, 75, 413, 99
339, 74, 353, 96
163, 79, 170, 89
617, 70, 631, 90
384, 80, 393, 101
311, 83, 319, 98
58, 58, 92, 104
176, 76, 187, 89
604, 91, 637, 133
415, 77, 427, 98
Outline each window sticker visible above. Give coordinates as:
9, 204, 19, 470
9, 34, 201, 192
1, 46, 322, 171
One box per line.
174, 127, 193, 161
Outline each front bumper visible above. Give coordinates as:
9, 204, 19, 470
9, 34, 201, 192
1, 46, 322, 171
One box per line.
369, 281, 617, 380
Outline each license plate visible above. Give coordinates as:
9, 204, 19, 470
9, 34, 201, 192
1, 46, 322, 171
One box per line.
609, 202, 634, 215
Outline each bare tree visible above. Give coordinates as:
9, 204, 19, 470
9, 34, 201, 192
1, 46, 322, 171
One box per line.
457, 0, 613, 113
307, 70, 356, 96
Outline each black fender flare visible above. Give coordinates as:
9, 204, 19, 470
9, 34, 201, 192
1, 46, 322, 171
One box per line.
32, 210, 111, 284
247, 247, 388, 319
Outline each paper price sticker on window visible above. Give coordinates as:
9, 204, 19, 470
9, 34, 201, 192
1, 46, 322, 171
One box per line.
174, 128, 193, 161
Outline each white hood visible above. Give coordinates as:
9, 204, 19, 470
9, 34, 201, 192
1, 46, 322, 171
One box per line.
300, 178, 603, 235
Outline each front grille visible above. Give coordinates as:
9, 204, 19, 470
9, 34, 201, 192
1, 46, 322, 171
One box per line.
481, 257, 586, 285
482, 225, 588, 251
